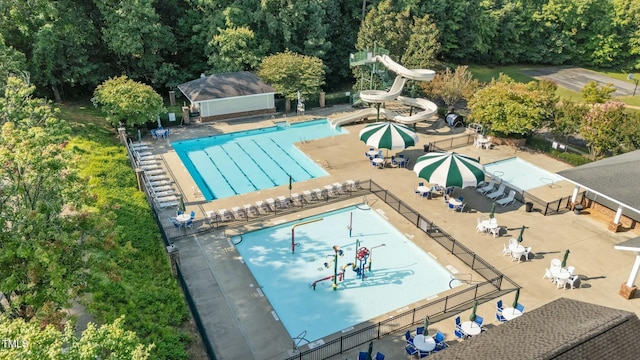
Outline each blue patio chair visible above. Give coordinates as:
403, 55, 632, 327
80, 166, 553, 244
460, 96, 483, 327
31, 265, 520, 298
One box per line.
496, 311, 507, 323
448, 203, 456, 211
358, 352, 368, 360
421, 191, 431, 199
169, 217, 182, 229
399, 154, 405, 158
496, 300, 504, 311
375, 352, 385, 360
455, 203, 466, 212
190, 210, 196, 219
454, 328, 466, 339
405, 343, 418, 357
185, 219, 193, 231
455, 316, 461, 328
458, 196, 464, 202
434, 331, 447, 349
150, 129, 158, 139
516, 303, 525, 313
418, 348, 430, 358
418, 182, 424, 187
177, 210, 183, 215
405, 330, 413, 343
416, 326, 425, 335
446, 187, 455, 195
474, 315, 484, 326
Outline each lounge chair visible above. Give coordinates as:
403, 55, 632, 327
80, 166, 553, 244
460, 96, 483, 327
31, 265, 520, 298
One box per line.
205, 210, 218, 226
218, 209, 233, 221
244, 204, 257, 218
255, 201, 270, 214
486, 184, 506, 200
497, 190, 517, 207
290, 193, 302, 205
476, 181, 495, 194
313, 188, 324, 200
277, 196, 290, 208
266, 198, 276, 211
232, 207, 245, 219
143, 169, 165, 176
153, 197, 179, 211
302, 190, 315, 202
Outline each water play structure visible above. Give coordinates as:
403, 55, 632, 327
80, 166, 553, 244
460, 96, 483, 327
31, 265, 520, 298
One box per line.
330, 50, 438, 128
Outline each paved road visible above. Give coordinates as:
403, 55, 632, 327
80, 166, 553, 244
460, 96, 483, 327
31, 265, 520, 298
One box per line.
522, 66, 637, 97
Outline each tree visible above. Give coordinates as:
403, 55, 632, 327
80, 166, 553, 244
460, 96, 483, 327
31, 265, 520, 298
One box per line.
208, 26, 268, 72
92, 76, 165, 127
356, 0, 412, 60
0, 315, 153, 359
0, 77, 88, 324
257, 51, 325, 105
400, 13, 440, 70
0, 34, 27, 90
581, 80, 616, 103
580, 101, 628, 159
423, 65, 479, 109
467, 74, 557, 137
550, 101, 588, 143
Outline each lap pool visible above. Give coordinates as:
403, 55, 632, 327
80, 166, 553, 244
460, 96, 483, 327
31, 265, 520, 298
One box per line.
484, 157, 563, 191
233, 205, 456, 343
172, 119, 346, 200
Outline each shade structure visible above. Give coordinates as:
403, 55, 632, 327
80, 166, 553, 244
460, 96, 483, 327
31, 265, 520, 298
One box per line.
512, 288, 520, 308
561, 249, 571, 268
359, 122, 419, 150
414, 152, 485, 188
469, 300, 478, 322
489, 202, 496, 219
516, 225, 525, 243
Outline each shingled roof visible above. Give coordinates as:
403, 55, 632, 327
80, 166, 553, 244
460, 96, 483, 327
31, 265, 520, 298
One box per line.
557, 150, 640, 213
177, 71, 275, 102
430, 298, 640, 360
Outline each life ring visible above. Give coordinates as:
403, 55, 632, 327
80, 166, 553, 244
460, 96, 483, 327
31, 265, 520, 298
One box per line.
356, 247, 370, 260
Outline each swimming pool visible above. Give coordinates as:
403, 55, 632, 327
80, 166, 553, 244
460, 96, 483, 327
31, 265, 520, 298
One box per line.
234, 205, 456, 343
484, 157, 563, 191
172, 119, 346, 200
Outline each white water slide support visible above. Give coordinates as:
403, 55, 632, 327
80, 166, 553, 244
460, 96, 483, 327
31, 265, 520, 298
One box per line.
331, 55, 438, 127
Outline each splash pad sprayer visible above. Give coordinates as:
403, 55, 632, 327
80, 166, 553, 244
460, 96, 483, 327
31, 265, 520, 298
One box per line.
348, 212, 353, 237
291, 218, 323, 254
368, 244, 386, 271
321, 245, 344, 290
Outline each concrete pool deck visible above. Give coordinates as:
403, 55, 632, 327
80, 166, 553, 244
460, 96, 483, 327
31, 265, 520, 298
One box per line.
145, 105, 640, 359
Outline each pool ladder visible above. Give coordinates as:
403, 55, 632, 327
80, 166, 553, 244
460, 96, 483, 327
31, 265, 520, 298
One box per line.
292, 330, 310, 350
540, 177, 554, 188
449, 273, 485, 288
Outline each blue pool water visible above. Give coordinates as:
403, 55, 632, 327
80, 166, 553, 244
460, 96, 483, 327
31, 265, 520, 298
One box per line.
172, 119, 346, 200
234, 206, 456, 342
484, 157, 563, 191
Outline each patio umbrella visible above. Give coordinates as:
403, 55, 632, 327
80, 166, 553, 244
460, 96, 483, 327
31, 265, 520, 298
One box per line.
512, 288, 520, 308
469, 300, 478, 322
516, 225, 525, 243
561, 249, 571, 268
424, 315, 430, 337
414, 152, 485, 188
366, 341, 373, 360
359, 122, 419, 153
489, 202, 496, 219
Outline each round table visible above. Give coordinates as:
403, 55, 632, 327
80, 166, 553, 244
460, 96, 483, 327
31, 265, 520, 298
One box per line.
416, 186, 431, 196
551, 268, 571, 280
448, 198, 462, 206
176, 214, 191, 223
372, 158, 385, 167
413, 335, 436, 352
501, 307, 523, 321
460, 321, 482, 336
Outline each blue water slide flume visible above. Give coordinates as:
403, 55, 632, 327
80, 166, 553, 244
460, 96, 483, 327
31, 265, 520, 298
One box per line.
230, 141, 280, 186
269, 139, 313, 178
204, 147, 256, 194
222, 142, 277, 188
188, 151, 236, 198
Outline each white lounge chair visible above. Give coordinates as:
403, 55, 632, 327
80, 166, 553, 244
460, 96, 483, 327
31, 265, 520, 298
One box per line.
244, 204, 257, 218
265, 198, 276, 211
231, 207, 245, 219
255, 201, 270, 214
302, 190, 315, 202
218, 209, 233, 221
497, 190, 517, 207
143, 169, 165, 176
476, 181, 495, 194
153, 197, 179, 211
313, 188, 323, 200
290, 193, 302, 205
205, 210, 218, 225
486, 184, 506, 200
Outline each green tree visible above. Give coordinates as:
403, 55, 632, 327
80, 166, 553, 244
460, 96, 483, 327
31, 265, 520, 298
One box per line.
0, 77, 88, 324
581, 80, 616, 104
423, 65, 479, 109
580, 101, 628, 159
467, 74, 557, 137
356, 0, 412, 60
209, 26, 268, 72
0, 34, 27, 90
400, 13, 440, 70
92, 76, 165, 127
0, 315, 153, 359
258, 51, 325, 105
550, 101, 588, 143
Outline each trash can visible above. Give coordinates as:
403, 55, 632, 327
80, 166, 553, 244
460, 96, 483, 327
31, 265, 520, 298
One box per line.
423, 144, 431, 152
573, 204, 583, 215
525, 202, 534, 212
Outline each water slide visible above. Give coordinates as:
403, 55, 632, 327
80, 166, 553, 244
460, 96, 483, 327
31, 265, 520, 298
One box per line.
331, 55, 438, 127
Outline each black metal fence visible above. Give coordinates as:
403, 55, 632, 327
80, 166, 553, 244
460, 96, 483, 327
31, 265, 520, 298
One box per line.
429, 133, 475, 151
285, 180, 518, 360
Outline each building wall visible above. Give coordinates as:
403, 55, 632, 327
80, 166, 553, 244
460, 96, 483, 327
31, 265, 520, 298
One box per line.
195, 93, 275, 118
583, 198, 639, 232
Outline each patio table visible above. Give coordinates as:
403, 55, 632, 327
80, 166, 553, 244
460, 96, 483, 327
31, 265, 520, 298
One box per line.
502, 307, 523, 321
413, 334, 436, 352
460, 321, 482, 336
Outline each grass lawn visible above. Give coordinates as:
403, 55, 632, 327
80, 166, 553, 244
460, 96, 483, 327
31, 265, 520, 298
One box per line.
469, 65, 640, 106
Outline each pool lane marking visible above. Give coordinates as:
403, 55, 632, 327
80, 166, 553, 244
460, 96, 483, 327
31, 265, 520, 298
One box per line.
267, 138, 314, 177
217, 145, 259, 191
202, 148, 240, 194
233, 142, 278, 186
250, 139, 302, 182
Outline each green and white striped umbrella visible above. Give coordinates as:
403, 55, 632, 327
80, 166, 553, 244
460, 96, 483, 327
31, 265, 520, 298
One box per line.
359, 122, 419, 150
413, 152, 485, 188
